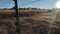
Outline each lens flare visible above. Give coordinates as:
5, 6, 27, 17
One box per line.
56, 1, 60, 8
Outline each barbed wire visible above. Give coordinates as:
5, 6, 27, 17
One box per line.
0, 0, 41, 8
20, 0, 41, 6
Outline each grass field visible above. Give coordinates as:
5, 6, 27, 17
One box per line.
0, 9, 60, 34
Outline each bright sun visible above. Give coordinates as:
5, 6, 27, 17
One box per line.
56, 1, 60, 8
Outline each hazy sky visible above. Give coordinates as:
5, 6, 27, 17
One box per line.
0, 0, 59, 9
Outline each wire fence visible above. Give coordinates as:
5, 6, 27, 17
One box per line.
0, 0, 60, 34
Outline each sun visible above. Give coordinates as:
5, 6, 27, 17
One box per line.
56, 1, 60, 8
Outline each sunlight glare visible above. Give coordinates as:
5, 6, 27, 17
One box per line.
56, 1, 60, 8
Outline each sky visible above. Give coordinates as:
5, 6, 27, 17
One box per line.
0, 0, 59, 9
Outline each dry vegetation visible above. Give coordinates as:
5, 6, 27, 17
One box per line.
0, 9, 60, 34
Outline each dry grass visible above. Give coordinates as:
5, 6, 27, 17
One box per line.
0, 9, 60, 34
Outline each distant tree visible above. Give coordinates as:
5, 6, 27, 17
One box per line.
27, 8, 30, 10
19, 8, 24, 10
31, 8, 37, 10
48, 9, 52, 12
